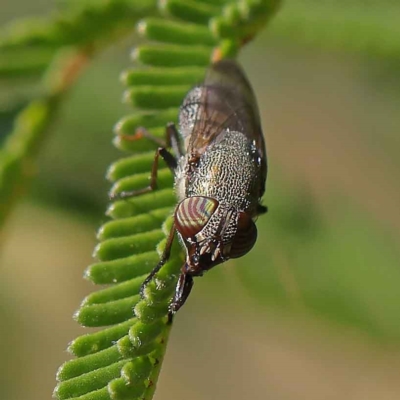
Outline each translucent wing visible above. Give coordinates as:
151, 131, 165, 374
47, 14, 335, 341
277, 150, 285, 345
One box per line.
179, 59, 267, 195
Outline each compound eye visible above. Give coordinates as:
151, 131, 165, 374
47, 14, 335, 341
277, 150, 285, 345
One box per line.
230, 212, 257, 259
175, 196, 218, 238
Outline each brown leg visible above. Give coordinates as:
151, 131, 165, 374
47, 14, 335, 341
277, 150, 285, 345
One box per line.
140, 223, 176, 297
120, 124, 183, 157
111, 124, 182, 201
168, 269, 194, 322
165, 122, 184, 158
119, 126, 165, 146
110, 146, 177, 201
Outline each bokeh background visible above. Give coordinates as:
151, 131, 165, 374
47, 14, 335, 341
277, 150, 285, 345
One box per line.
1, 1, 400, 400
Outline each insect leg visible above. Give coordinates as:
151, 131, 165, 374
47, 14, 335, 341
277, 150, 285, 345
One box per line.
111, 124, 183, 201
168, 269, 194, 320
118, 126, 166, 147
139, 223, 176, 297
110, 146, 177, 201
165, 122, 184, 158
119, 124, 183, 158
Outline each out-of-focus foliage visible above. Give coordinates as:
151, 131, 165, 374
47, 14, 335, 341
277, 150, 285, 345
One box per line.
0, 0, 158, 226
269, 0, 400, 59
236, 177, 400, 340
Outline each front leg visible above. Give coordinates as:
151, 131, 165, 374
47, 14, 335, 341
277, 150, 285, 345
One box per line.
110, 124, 181, 201
118, 123, 180, 151
140, 222, 177, 297
168, 268, 194, 322
119, 123, 183, 159
110, 146, 177, 201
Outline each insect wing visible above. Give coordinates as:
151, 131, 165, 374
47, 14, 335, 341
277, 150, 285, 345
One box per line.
180, 59, 267, 194
181, 60, 264, 154
204, 60, 264, 145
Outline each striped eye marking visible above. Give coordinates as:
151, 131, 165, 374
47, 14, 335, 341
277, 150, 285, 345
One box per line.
175, 196, 219, 238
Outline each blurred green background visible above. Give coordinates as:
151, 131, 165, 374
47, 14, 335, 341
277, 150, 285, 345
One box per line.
1, 1, 400, 400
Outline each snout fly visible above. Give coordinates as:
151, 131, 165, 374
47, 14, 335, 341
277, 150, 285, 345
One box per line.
113, 59, 268, 320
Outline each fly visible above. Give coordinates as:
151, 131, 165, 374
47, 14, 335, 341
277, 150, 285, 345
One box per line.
113, 59, 268, 320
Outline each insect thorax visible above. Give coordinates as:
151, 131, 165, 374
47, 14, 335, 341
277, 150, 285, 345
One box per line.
186, 130, 258, 209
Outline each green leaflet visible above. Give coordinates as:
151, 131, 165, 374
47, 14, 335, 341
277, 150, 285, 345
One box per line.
54, 1, 281, 400
0, 0, 159, 226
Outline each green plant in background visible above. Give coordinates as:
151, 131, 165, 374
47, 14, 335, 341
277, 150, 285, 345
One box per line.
1, 1, 281, 399
0, 0, 158, 226
269, 0, 400, 58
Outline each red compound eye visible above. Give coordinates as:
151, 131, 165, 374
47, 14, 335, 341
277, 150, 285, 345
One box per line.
230, 212, 257, 259
175, 196, 218, 238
